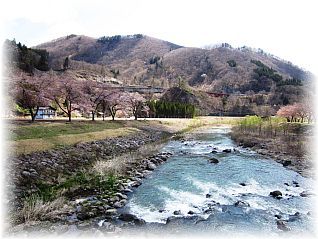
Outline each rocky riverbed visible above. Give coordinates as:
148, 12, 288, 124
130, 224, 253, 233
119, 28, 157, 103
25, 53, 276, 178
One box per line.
6, 125, 316, 238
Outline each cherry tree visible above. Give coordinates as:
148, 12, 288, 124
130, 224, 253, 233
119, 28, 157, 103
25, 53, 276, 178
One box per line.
127, 92, 149, 120
276, 103, 311, 123
276, 104, 297, 122
293, 103, 311, 123
82, 80, 109, 121
107, 91, 126, 120
50, 73, 84, 122
13, 71, 52, 122
97, 91, 128, 120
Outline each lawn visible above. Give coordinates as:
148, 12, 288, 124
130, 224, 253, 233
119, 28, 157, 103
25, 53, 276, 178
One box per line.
10, 120, 125, 140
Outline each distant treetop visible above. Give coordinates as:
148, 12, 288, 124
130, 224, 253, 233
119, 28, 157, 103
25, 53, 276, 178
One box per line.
66, 34, 77, 39
97, 34, 143, 44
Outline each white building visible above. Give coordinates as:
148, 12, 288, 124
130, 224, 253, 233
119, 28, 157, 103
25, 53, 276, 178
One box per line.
35, 107, 57, 119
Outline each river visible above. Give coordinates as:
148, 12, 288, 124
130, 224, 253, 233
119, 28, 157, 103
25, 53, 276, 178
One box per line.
121, 126, 315, 237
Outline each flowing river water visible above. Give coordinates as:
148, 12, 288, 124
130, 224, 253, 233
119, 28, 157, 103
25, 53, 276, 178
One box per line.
120, 126, 316, 237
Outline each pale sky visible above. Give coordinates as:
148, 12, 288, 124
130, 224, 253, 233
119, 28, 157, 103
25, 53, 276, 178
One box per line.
1, 0, 317, 75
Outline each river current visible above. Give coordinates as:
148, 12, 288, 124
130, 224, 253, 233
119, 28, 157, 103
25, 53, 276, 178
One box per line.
122, 127, 316, 237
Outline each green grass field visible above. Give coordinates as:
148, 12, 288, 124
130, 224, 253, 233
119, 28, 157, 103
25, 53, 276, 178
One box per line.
10, 121, 125, 140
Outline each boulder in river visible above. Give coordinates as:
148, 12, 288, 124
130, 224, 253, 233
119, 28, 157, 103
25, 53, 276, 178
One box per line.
222, 149, 232, 153
292, 181, 299, 186
118, 213, 146, 225
209, 158, 219, 164
234, 201, 250, 207
300, 191, 314, 197
239, 183, 246, 186
211, 150, 218, 154
173, 210, 182, 215
270, 190, 283, 199
166, 215, 200, 225
206, 193, 212, 198
274, 214, 282, 219
277, 220, 291, 231
123, 188, 133, 193
109, 196, 120, 203
288, 212, 301, 222
118, 213, 138, 221
282, 160, 292, 167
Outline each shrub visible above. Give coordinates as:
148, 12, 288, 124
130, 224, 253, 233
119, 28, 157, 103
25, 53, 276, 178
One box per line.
227, 60, 237, 67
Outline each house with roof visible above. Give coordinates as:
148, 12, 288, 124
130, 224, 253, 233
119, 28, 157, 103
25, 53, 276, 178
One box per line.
35, 107, 57, 119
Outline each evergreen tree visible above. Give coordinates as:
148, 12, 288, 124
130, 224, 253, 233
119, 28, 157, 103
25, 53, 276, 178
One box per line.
63, 56, 70, 70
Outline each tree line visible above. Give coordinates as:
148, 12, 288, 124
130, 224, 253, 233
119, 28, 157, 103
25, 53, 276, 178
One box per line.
11, 71, 149, 122
11, 71, 198, 122
147, 100, 196, 118
236, 101, 313, 139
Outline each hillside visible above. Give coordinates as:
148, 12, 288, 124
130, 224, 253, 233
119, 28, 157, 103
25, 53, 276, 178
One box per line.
34, 34, 312, 90
35, 34, 181, 79
4, 34, 314, 115
3, 39, 49, 73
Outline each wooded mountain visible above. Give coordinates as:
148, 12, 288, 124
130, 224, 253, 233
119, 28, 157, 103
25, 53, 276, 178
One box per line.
34, 34, 312, 92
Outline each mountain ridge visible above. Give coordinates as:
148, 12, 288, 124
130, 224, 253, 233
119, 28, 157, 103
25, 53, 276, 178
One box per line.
3, 34, 314, 115
34, 33, 312, 80
4, 34, 314, 110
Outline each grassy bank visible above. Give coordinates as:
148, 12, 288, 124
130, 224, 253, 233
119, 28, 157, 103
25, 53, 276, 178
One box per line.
8, 117, 241, 155
230, 116, 314, 176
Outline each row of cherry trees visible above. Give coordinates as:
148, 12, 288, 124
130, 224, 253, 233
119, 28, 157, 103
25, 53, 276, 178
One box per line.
276, 103, 313, 123
12, 71, 149, 122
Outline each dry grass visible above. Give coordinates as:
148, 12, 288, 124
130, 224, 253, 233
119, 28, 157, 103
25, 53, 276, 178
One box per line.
10, 127, 138, 155
92, 141, 166, 175
19, 195, 71, 223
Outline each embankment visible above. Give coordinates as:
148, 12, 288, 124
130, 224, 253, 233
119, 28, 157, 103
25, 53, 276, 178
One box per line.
230, 126, 314, 178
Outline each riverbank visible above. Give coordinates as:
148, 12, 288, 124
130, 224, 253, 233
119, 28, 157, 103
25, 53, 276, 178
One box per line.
230, 126, 315, 178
